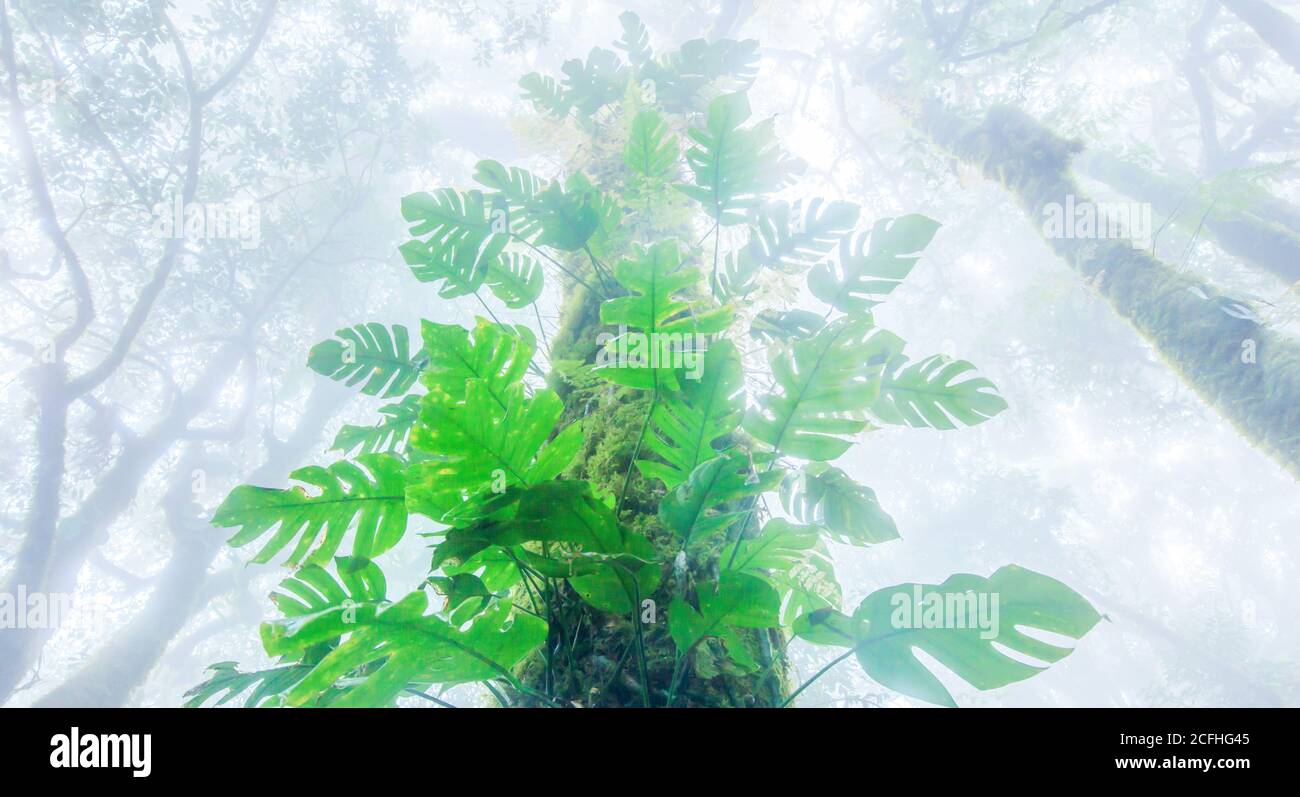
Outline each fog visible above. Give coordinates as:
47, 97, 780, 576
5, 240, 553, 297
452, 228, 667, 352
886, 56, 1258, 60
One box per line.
2, 0, 1298, 708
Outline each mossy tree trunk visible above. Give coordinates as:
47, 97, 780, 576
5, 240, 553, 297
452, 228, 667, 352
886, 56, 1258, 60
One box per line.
504, 275, 790, 708
869, 78, 1300, 478
1074, 149, 1300, 285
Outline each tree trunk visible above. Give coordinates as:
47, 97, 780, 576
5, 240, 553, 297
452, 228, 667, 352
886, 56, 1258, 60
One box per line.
1074, 149, 1300, 284
1222, 0, 1300, 75
869, 80, 1300, 478
508, 278, 790, 708
32, 383, 347, 707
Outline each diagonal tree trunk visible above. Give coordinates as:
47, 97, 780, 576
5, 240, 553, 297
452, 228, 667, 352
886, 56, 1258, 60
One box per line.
867, 77, 1300, 478
32, 383, 347, 708
1074, 149, 1300, 284
1221, 0, 1300, 75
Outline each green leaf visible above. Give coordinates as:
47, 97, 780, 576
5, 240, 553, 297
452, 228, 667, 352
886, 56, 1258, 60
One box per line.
485, 252, 544, 309
399, 189, 508, 299
808, 214, 941, 313
678, 92, 802, 225
668, 571, 781, 669
637, 340, 745, 489
406, 381, 582, 524
794, 565, 1102, 707
183, 662, 309, 708
658, 453, 779, 549
474, 161, 614, 252
419, 318, 535, 407
746, 198, 861, 273
519, 72, 569, 117
214, 453, 409, 566
307, 323, 424, 398
871, 354, 1009, 430
283, 592, 547, 707
750, 309, 826, 343
559, 47, 628, 115
780, 463, 899, 545
624, 109, 678, 180
641, 38, 760, 112
721, 518, 841, 624
743, 316, 903, 461
615, 11, 653, 66
596, 240, 732, 392
330, 393, 422, 456
431, 481, 658, 614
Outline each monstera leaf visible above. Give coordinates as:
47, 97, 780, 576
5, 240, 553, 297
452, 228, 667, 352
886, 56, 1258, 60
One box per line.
746, 198, 861, 273
184, 662, 312, 708
419, 319, 535, 407
307, 323, 425, 398
808, 214, 941, 313
678, 92, 802, 225
399, 188, 509, 299
278, 591, 547, 708
406, 381, 582, 523
794, 565, 1102, 707
721, 518, 842, 625
214, 453, 409, 566
485, 253, 544, 309
668, 571, 782, 670
780, 463, 899, 546
597, 240, 732, 392
743, 316, 904, 461
644, 36, 760, 111
750, 309, 827, 342
473, 161, 614, 251
624, 109, 678, 180
330, 393, 422, 456
637, 340, 746, 489
263, 557, 390, 653
614, 10, 652, 66
658, 453, 779, 550
871, 354, 1009, 430
432, 481, 658, 614
558, 47, 628, 115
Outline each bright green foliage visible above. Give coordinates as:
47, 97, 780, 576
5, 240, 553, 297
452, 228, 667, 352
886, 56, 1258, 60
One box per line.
872, 354, 1010, 429
637, 339, 746, 489
669, 571, 782, 670
183, 662, 310, 708
794, 565, 1103, 707
678, 92, 803, 225
307, 323, 424, 398
330, 393, 421, 456
808, 214, 942, 313
406, 382, 582, 524
214, 454, 408, 566
197, 11, 1093, 710
624, 109, 678, 180
399, 189, 508, 299
781, 463, 900, 545
596, 240, 732, 391
744, 316, 904, 461
277, 592, 547, 707
485, 252, 544, 309
658, 453, 779, 550
721, 519, 842, 625
419, 318, 534, 406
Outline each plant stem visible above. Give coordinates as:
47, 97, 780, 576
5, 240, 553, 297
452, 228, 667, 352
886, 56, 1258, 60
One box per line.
403, 687, 457, 708
616, 390, 657, 515
779, 649, 855, 708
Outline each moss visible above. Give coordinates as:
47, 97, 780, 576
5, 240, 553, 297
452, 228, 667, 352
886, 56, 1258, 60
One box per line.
885, 88, 1300, 479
